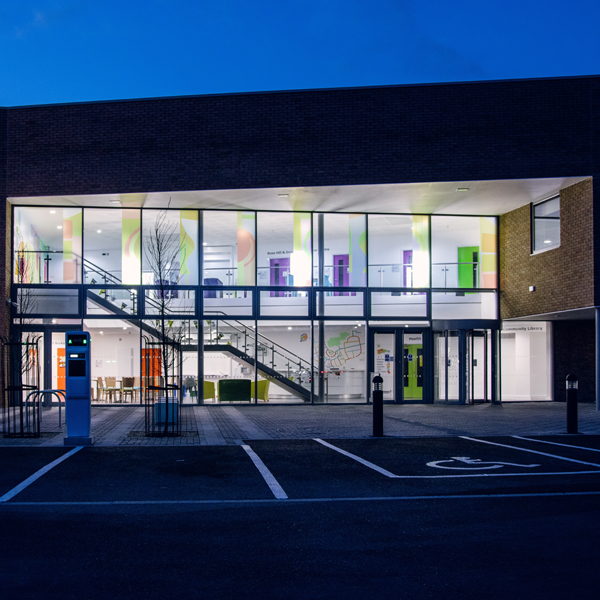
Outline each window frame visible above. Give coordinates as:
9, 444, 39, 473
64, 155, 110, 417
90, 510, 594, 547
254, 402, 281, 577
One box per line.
531, 195, 560, 254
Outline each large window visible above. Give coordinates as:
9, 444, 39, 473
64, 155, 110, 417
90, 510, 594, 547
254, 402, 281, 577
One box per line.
532, 196, 560, 252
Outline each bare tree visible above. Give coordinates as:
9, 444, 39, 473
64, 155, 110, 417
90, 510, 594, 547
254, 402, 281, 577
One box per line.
11, 237, 40, 382
143, 205, 187, 433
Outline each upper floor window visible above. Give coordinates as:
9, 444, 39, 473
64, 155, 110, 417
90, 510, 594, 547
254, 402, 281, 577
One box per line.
532, 196, 560, 252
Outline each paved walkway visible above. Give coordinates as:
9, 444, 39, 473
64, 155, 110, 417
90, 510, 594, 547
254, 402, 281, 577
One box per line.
2, 401, 600, 446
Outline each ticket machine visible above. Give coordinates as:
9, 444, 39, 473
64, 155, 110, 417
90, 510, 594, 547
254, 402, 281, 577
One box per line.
64, 331, 94, 446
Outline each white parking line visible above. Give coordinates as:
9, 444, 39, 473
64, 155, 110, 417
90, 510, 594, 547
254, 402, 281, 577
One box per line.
242, 445, 288, 499
462, 437, 600, 468
512, 436, 600, 453
2, 490, 600, 507
0, 446, 84, 503
314, 439, 399, 478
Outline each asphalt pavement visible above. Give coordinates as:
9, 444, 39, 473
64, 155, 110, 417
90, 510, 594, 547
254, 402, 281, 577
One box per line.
1, 435, 599, 599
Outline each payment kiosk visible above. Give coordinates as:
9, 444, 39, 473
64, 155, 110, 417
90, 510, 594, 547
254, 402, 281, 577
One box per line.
64, 331, 94, 446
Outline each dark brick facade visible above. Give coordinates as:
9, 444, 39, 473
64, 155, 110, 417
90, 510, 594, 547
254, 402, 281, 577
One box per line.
499, 178, 594, 319
553, 320, 595, 402
0, 108, 8, 340
2, 76, 600, 404
3, 76, 600, 198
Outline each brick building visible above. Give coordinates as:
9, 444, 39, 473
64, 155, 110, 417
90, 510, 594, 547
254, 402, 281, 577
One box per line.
1, 75, 599, 408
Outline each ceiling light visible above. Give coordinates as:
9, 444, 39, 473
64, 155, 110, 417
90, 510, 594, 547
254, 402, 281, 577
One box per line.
52, 319, 57, 324
203, 242, 207, 246
287, 327, 292, 330
100, 331, 104, 335
97, 229, 102, 233
109, 200, 120, 204
57, 225, 62, 229
456, 188, 470, 192
50, 210, 56, 214
544, 240, 552, 244
278, 193, 289, 198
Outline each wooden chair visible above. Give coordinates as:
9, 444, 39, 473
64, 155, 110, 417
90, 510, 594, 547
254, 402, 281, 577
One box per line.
105, 376, 119, 402
97, 376, 107, 402
122, 377, 135, 403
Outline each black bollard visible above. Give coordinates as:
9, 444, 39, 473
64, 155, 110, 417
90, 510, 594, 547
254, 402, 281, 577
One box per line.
373, 374, 384, 437
566, 374, 578, 434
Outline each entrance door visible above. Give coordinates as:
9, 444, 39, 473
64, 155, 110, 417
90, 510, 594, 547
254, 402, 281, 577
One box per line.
403, 332, 424, 400
466, 330, 490, 403
369, 328, 430, 403
434, 329, 493, 404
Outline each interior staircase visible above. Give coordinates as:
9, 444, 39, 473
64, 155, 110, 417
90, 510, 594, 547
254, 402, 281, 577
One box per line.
84, 259, 312, 401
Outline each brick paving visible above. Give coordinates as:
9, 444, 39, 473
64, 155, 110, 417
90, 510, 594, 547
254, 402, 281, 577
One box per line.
1, 402, 599, 447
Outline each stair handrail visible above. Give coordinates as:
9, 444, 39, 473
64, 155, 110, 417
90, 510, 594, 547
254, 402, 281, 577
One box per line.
204, 311, 311, 372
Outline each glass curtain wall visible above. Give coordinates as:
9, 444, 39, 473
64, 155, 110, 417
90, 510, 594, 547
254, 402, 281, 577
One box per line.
12, 205, 502, 406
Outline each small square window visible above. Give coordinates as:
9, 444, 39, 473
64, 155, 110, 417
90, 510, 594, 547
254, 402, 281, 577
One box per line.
532, 196, 560, 252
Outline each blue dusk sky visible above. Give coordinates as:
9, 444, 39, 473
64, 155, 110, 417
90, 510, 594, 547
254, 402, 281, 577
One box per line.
2, 0, 599, 106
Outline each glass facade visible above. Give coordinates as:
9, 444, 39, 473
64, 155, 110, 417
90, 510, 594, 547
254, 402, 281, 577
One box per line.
12, 206, 501, 404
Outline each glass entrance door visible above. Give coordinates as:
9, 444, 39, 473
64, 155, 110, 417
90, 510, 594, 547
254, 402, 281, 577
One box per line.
435, 329, 493, 404
370, 328, 430, 403
402, 331, 424, 401
466, 330, 490, 403
373, 331, 396, 401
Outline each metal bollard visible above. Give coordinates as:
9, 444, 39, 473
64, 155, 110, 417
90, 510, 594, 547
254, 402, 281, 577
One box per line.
372, 374, 384, 437
566, 374, 578, 434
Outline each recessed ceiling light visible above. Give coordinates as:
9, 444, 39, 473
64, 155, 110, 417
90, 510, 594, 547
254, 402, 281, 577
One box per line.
278, 193, 289, 198
97, 230, 102, 233
57, 225, 62, 229
50, 210, 56, 214
287, 327, 292, 330
100, 331, 104, 335
109, 200, 120, 204
456, 188, 470, 192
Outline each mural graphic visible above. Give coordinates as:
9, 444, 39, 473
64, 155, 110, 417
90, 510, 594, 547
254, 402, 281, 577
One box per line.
316, 329, 364, 370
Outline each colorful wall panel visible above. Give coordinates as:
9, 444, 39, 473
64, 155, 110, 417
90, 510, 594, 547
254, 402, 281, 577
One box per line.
480, 217, 498, 288
122, 209, 141, 285
237, 211, 256, 285
63, 208, 82, 283
349, 214, 367, 287
180, 210, 199, 285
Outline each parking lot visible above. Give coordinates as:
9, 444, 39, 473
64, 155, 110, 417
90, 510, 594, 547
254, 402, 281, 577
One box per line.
2, 434, 600, 600
2, 434, 600, 505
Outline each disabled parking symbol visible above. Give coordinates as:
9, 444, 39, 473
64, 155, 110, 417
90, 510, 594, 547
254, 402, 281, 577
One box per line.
426, 456, 541, 470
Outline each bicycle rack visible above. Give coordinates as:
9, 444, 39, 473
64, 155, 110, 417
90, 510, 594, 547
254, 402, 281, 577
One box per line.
25, 389, 66, 428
